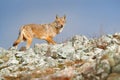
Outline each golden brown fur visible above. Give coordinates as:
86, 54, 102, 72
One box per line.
13, 15, 66, 49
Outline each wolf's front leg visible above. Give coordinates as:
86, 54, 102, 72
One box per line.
46, 37, 56, 45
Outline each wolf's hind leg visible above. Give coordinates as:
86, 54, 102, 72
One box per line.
26, 38, 32, 49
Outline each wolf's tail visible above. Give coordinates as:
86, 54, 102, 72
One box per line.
13, 27, 24, 47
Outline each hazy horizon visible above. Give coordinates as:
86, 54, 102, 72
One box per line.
0, 0, 120, 49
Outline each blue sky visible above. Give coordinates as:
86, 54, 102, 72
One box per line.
0, 0, 120, 49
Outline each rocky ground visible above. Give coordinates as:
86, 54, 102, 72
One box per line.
0, 33, 120, 80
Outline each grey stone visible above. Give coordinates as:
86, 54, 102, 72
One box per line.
0, 33, 120, 80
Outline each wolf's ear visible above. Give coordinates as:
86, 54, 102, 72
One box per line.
56, 15, 59, 19
64, 15, 66, 19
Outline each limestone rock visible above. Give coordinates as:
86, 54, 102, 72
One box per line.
0, 33, 120, 80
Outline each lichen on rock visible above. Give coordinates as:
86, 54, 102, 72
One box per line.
0, 33, 120, 80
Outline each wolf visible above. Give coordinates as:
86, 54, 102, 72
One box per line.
13, 15, 66, 49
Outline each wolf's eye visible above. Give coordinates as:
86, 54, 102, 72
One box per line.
57, 21, 60, 23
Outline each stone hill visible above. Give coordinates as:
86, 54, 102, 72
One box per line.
0, 33, 120, 80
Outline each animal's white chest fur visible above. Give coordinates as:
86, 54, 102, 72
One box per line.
59, 27, 64, 33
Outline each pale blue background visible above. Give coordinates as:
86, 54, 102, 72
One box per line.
0, 0, 120, 49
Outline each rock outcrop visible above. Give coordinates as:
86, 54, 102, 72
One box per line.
0, 33, 120, 80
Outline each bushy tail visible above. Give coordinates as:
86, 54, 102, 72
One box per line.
13, 31, 23, 47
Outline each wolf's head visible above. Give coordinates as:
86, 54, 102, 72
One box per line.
55, 15, 66, 28
55, 15, 66, 33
